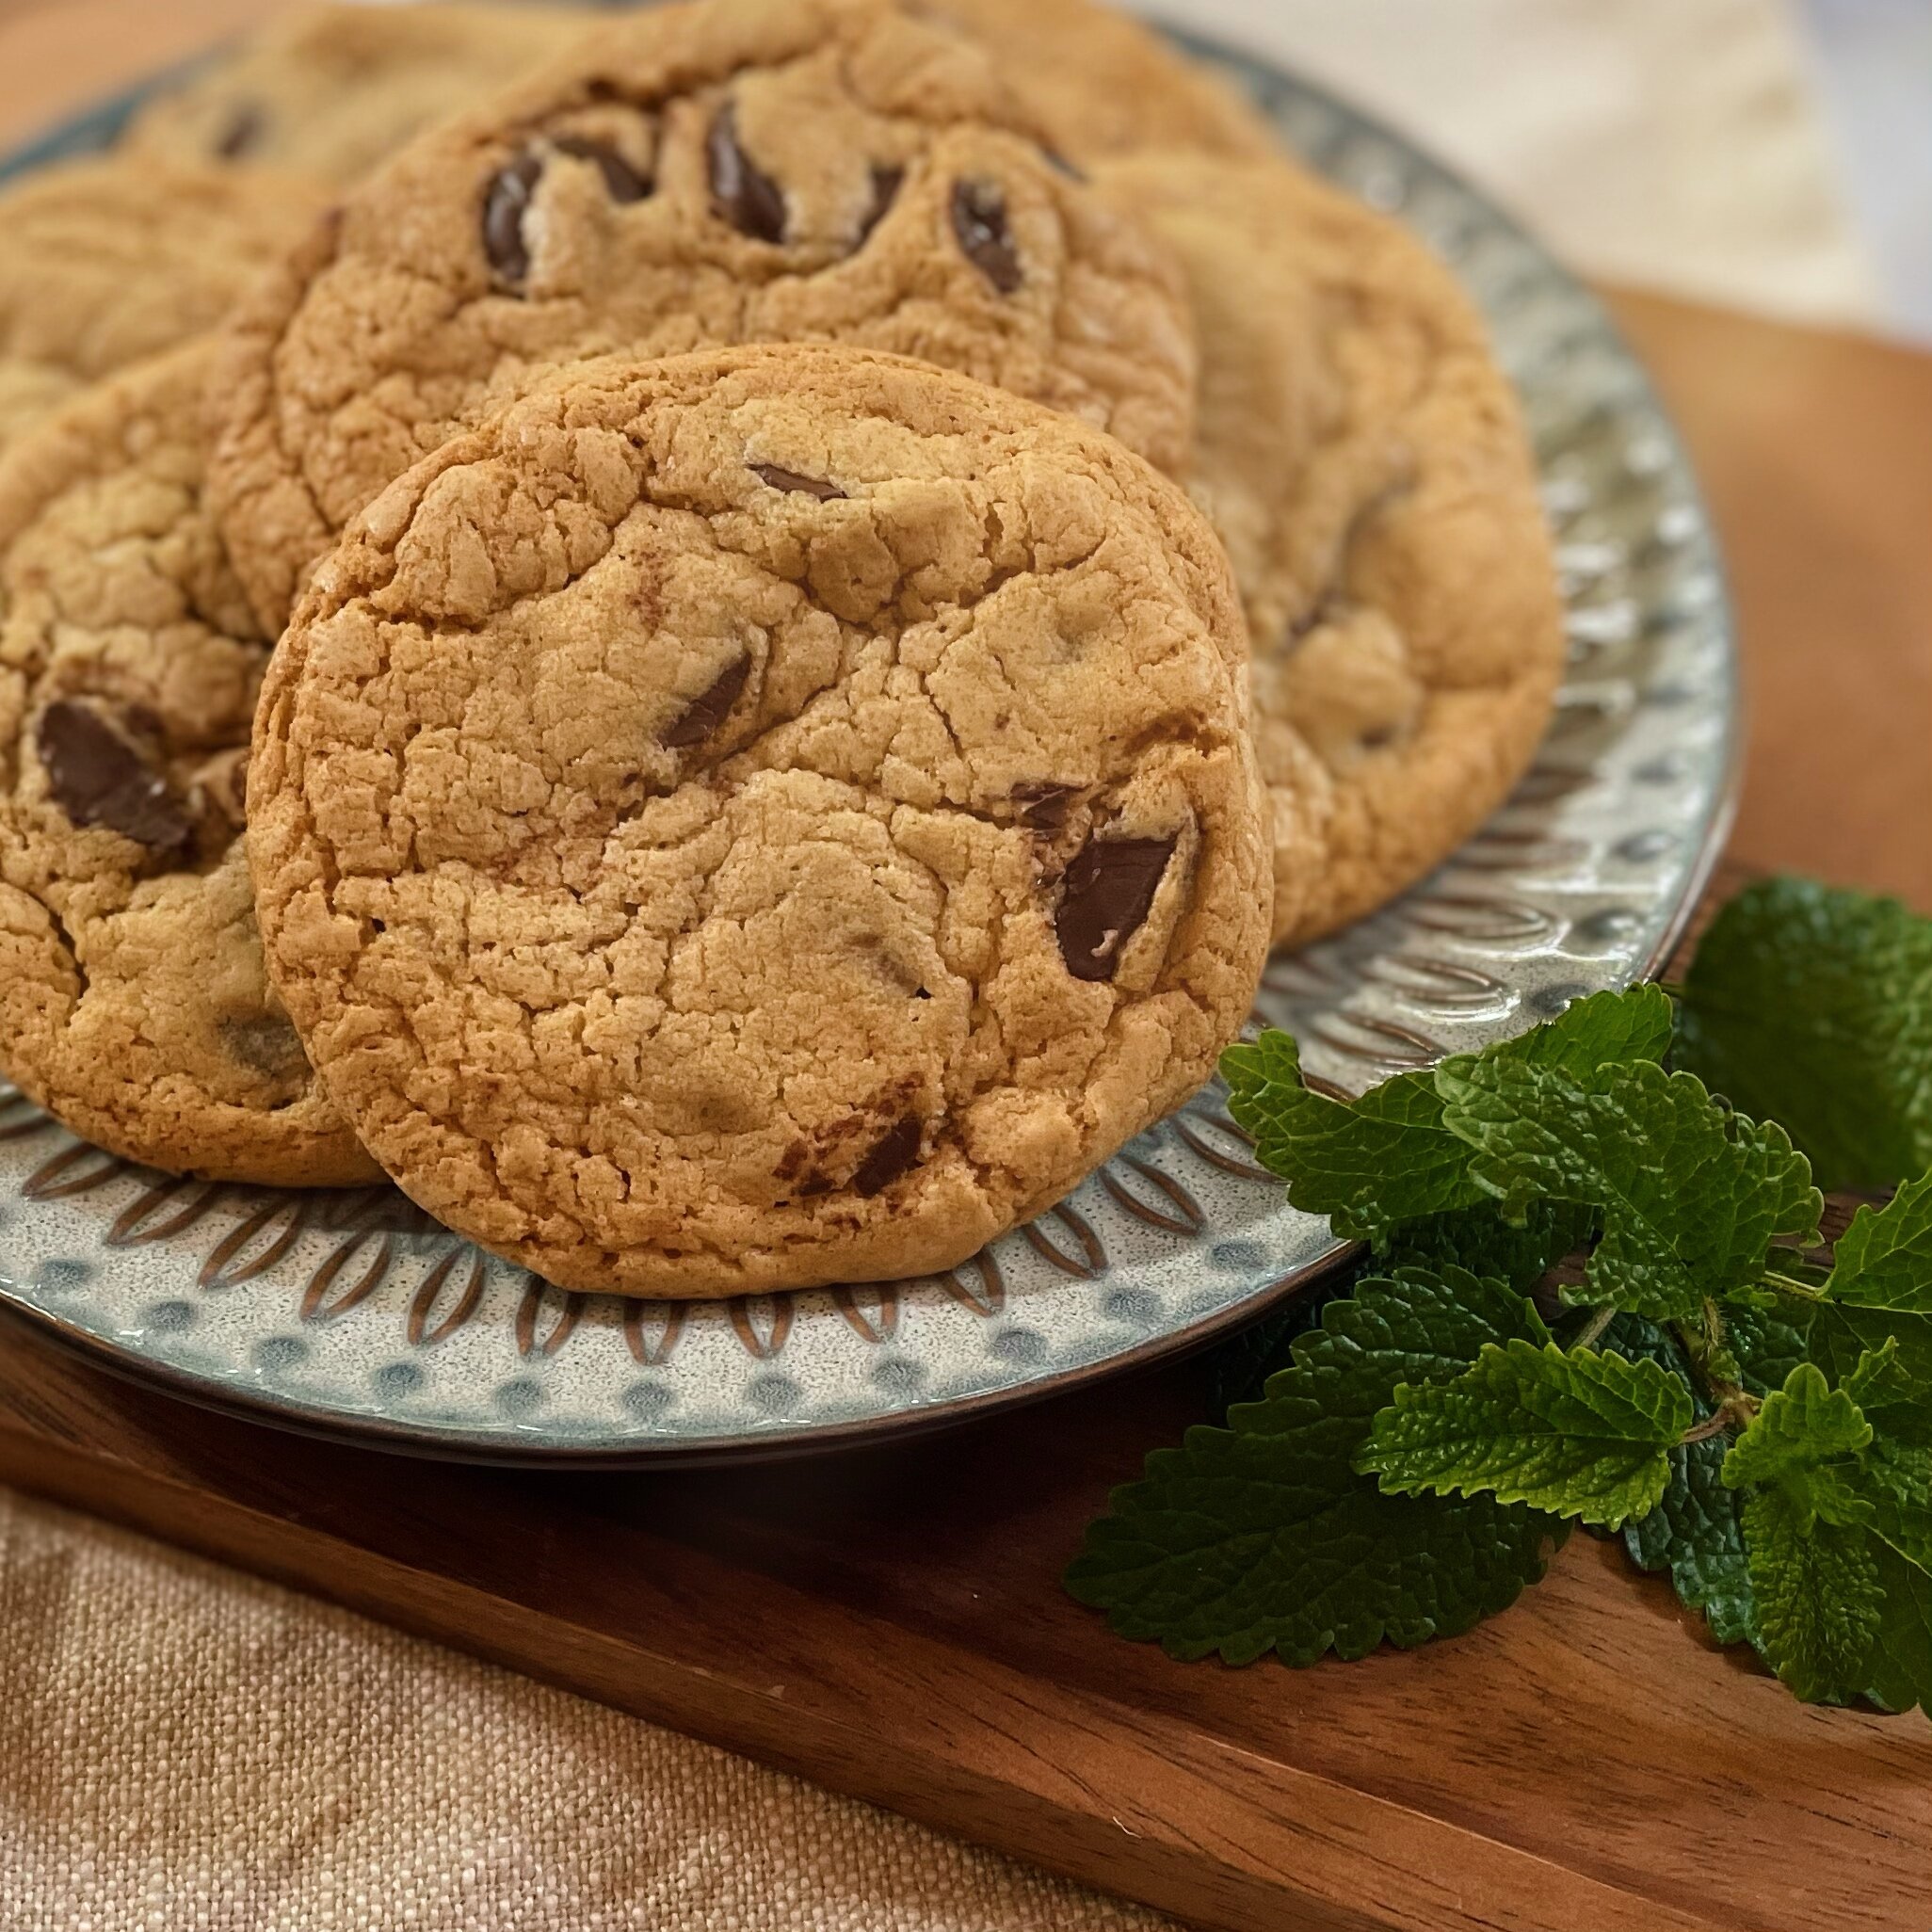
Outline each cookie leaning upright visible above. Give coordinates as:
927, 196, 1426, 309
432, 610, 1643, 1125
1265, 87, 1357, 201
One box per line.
207, 0, 1199, 632
250, 345, 1269, 1297
0, 346, 378, 1186
0, 156, 330, 458
117, 2, 602, 186
1098, 150, 1567, 948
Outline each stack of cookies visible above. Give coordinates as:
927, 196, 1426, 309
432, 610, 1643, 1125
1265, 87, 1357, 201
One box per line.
0, 0, 1563, 1297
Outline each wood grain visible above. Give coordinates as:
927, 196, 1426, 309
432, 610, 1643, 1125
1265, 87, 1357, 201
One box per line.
3, 6, 1932, 1930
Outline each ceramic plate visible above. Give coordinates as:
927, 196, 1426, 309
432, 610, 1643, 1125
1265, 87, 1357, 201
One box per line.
0, 33, 1737, 1462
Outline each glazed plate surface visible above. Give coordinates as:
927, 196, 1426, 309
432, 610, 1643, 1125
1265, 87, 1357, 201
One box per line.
0, 36, 1737, 1460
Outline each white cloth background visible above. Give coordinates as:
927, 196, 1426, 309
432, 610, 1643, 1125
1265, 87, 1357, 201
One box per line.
0, 4, 1896, 1929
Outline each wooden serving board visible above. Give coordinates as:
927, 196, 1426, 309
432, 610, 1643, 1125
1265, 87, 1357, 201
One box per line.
4, 1199, 1932, 1932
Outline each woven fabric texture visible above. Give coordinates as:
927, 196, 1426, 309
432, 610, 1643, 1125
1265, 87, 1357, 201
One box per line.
0, 1490, 1170, 1932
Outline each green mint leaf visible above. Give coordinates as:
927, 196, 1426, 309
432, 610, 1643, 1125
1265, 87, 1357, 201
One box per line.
1860, 1441, 1932, 1574
1759, 1300, 1932, 1448
1721, 1362, 1873, 1505
1612, 1316, 1757, 1648
1379, 1199, 1597, 1293
1742, 1486, 1882, 1704
1219, 988, 1672, 1244
1358, 1338, 1693, 1528
1855, 1443, 1932, 1713
1676, 877, 1932, 1192
1823, 1171, 1932, 1314
1861, 1539, 1932, 1715
1436, 1056, 1821, 1321
1204, 1289, 1331, 1420
1066, 1267, 1563, 1664
1843, 1339, 1916, 1412
1219, 1033, 1477, 1242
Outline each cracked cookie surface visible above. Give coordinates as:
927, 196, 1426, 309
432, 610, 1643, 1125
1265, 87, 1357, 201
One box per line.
118, 2, 601, 186
1099, 150, 1565, 947
0, 157, 330, 458
0, 344, 377, 1184
250, 344, 1269, 1296
209, 0, 1199, 632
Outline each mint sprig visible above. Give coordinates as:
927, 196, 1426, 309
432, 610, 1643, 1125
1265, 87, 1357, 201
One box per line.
1071, 876, 1932, 1719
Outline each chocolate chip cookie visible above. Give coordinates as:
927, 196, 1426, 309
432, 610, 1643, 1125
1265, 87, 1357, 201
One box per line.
208, 0, 1199, 632
0, 344, 378, 1185
1098, 150, 1566, 946
119, 2, 599, 186
249, 345, 1268, 1296
0, 156, 330, 456
926, 0, 1280, 164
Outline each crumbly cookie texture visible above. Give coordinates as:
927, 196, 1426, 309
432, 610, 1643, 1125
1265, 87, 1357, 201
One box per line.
0, 345, 378, 1186
208, 0, 1199, 633
118, 2, 600, 186
924, 0, 1279, 164
1099, 150, 1566, 947
250, 345, 1269, 1297
0, 157, 330, 454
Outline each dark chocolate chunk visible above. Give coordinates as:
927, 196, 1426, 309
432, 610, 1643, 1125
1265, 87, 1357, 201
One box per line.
1055, 833, 1176, 982
216, 103, 264, 160
481, 150, 544, 283
707, 103, 786, 245
661, 652, 751, 749
36, 701, 192, 854
950, 179, 1022, 294
552, 134, 652, 203
852, 1115, 923, 1197
219, 1012, 308, 1080
1012, 781, 1075, 832
749, 463, 845, 501
856, 162, 904, 246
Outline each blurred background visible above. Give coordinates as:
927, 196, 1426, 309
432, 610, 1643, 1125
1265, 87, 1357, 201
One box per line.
1164, 0, 1931, 343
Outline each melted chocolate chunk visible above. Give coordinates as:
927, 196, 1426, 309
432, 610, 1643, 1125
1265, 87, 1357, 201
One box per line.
219, 1012, 308, 1080
552, 134, 652, 203
856, 163, 904, 246
749, 463, 845, 501
216, 103, 264, 160
1012, 781, 1075, 832
481, 150, 544, 283
1055, 833, 1176, 982
950, 179, 1022, 295
36, 701, 192, 854
661, 652, 751, 749
852, 1115, 923, 1197
707, 103, 786, 245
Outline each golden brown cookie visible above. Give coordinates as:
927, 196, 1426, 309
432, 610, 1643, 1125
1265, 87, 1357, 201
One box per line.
1098, 150, 1566, 947
0, 156, 330, 454
250, 345, 1269, 1296
926, 0, 1280, 164
118, 2, 600, 186
0, 345, 377, 1185
207, 0, 1199, 632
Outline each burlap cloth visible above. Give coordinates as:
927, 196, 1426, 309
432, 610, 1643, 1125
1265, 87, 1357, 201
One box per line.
0, 2, 1883, 1928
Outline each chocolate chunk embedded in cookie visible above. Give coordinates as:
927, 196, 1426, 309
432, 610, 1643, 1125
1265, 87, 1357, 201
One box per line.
1098, 150, 1567, 947
0, 344, 377, 1185
249, 345, 1269, 1296
207, 0, 1199, 632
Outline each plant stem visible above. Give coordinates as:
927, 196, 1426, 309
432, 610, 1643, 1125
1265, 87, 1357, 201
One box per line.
1571, 1305, 1616, 1352
1763, 1268, 1826, 1300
